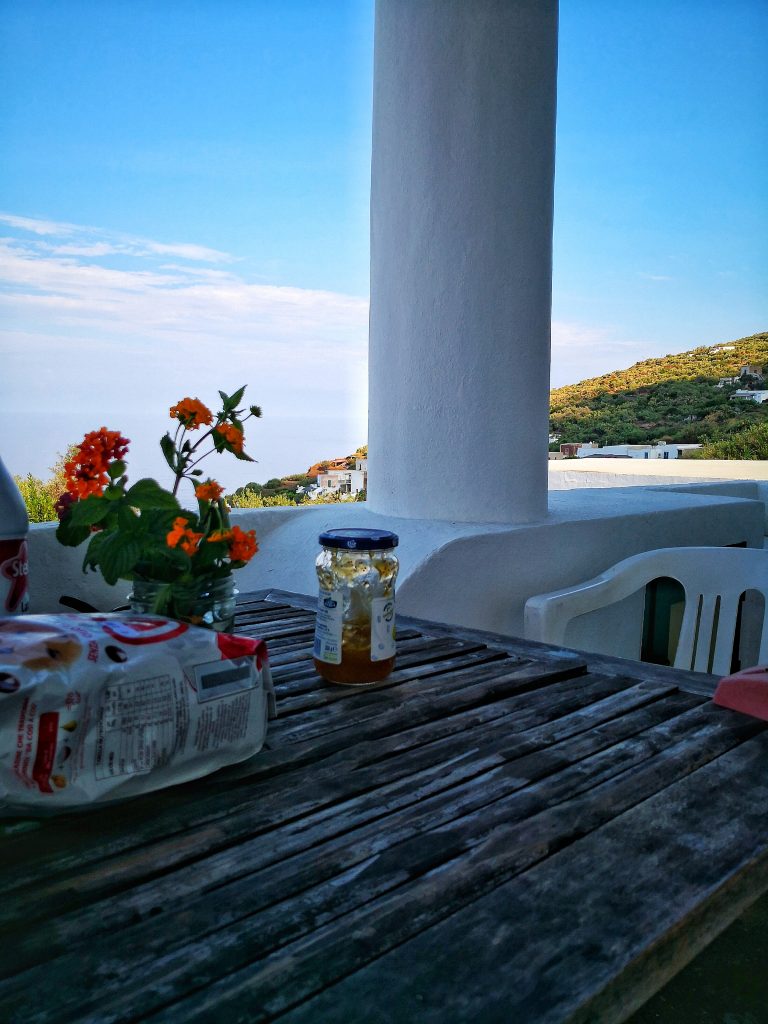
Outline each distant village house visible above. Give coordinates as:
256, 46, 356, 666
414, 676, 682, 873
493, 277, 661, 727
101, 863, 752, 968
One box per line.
301, 456, 368, 497
575, 441, 702, 460
730, 390, 768, 404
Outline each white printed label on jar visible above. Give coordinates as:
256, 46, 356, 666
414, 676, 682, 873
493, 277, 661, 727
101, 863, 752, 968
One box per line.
370, 596, 396, 661
313, 588, 343, 664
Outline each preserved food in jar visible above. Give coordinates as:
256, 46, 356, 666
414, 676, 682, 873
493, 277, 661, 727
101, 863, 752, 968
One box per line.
313, 528, 399, 684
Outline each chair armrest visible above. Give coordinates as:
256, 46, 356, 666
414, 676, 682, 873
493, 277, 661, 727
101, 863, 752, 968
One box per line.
524, 563, 653, 646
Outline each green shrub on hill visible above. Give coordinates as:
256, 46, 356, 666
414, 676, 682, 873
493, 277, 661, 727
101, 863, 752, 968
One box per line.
14, 448, 77, 523
550, 332, 768, 448
686, 421, 768, 460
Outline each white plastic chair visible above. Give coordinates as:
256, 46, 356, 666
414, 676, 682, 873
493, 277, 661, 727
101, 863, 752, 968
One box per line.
524, 546, 768, 675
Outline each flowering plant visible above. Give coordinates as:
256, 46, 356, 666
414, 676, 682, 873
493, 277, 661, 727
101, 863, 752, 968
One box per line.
56, 387, 261, 605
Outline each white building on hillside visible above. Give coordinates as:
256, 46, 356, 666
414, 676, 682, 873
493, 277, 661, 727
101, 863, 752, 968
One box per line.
578, 442, 702, 460
730, 390, 768, 404
307, 457, 368, 497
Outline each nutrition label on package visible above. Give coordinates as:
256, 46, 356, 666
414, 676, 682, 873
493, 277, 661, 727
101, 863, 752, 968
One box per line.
95, 674, 185, 779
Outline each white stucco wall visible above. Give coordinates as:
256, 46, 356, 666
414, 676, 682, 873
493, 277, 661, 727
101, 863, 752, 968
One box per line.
28, 486, 765, 649
549, 459, 768, 487
368, 0, 558, 524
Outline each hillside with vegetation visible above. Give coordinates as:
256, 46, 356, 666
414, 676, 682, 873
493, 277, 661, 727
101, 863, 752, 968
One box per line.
550, 332, 768, 449
226, 445, 368, 508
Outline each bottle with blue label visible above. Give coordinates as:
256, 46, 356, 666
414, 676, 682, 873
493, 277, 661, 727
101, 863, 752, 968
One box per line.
313, 528, 399, 684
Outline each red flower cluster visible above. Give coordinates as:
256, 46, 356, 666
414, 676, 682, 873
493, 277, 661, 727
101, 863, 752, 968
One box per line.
166, 517, 204, 556
208, 525, 258, 564
215, 423, 244, 453
194, 479, 224, 501
170, 398, 213, 430
65, 428, 130, 499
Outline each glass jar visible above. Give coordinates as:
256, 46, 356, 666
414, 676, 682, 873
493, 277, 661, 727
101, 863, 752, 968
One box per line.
128, 574, 238, 633
313, 528, 399, 684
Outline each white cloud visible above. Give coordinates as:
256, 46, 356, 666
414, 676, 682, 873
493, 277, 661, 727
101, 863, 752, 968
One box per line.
0, 212, 235, 264
0, 218, 369, 369
43, 242, 123, 257
0, 212, 80, 236
551, 321, 617, 349
549, 320, 659, 388
638, 273, 673, 282
0, 214, 370, 486
138, 240, 234, 263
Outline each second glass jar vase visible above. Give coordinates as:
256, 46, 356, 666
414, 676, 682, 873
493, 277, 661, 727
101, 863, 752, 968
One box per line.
128, 574, 238, 633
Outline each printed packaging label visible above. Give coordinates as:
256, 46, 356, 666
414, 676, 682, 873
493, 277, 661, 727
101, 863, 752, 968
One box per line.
0, 613, 275, 814
0, 538, 29, 615
313, 589, 343, 664
371, 596, 396, 661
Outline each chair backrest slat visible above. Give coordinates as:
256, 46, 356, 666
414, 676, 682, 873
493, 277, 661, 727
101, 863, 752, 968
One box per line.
525, 547, 768, 675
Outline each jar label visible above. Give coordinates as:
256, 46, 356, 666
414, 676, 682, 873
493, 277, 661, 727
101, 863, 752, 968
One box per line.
0, 538, 29, 615
370, 596, 396, 661
313, 588, 343, 664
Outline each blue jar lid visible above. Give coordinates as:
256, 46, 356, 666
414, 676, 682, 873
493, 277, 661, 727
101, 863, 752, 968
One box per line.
319, 528, 399, 550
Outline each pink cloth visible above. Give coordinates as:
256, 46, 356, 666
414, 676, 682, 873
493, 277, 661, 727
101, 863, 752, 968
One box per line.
713, 665, 768, 721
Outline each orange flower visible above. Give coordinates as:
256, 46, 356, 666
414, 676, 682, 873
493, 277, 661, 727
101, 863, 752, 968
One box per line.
228, 525, 258, 563
206, 525, 258, 564
166, 516, 203, 556
170, 398, 213, 430
194, 479, 224, 501
65, 427, 130, 499
215, 422, 244, 453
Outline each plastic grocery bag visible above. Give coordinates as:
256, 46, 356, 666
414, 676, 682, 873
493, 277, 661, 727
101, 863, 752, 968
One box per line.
0, 613, 275, 815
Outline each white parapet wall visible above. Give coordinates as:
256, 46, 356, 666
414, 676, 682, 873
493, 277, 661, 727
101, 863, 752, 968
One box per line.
549, 458, 768, 488
28, 481, 766, 644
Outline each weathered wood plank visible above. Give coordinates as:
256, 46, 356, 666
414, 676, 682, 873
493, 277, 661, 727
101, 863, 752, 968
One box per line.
1, 687, 699, 970
1, 700, 756, 1023
256, 588, 719, 695
0, 665, 635, 908
0, 588, 752, 1024
0, 658, 588, 902
273, 733, 768, 1024
116, 711, 766, 1024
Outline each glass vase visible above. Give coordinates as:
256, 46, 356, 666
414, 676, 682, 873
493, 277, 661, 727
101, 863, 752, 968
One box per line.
128, 575, 238, 633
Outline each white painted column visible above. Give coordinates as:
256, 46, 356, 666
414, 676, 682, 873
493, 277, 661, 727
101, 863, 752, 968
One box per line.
368, 0, 558, 523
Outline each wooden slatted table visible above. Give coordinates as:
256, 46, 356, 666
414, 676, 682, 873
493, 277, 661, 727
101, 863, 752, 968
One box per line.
2, 588, 768, 1024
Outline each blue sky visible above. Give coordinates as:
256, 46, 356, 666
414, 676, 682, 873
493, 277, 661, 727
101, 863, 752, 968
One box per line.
1, 0, 766, 489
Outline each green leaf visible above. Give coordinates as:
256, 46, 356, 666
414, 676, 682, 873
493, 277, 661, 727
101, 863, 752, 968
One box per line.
117, 502, 141, 532
108, 460, 127, 479
81, 529, 109, 572
56, 517, 91, 548
218, 390, 229, 405
249, 405, 262, 418
68, 496, 111, 528
192, 537, 227, 571
134, 546, 189, 583
125, 478, 180, 511
234, 449, 256, 462
103, 485, 123, 501
190, 469, 203, 476
160, 434, 176, 472
97, 533, 142, 585
226, 385, 246, 411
